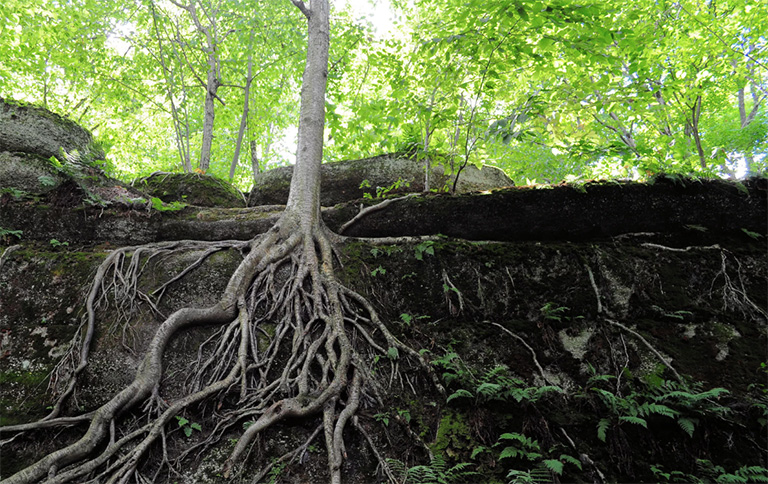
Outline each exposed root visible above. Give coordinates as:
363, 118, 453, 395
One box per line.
489, 322, 558, 387
338, 194, 418, 235
1, 218, 436, 484
0, 244, 21, 271
585, 262, 685, 384
710, 250, 767, 322
604, 319, 685, 385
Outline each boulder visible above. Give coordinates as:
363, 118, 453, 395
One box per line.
248, 154, 514, 206
133, 172, 245, 208
0, 151, 67, 194
0, 97, 104, 164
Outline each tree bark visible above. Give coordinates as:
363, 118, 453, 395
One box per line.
230, 53, 254, 180
286, 0, 330, 227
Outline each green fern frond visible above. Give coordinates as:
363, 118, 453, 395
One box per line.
597, 418, 610, 442
677, 417, 696, 437
559, 454, 583, 470
446, 389, 474, 402
542, 459, 564, 475
619, 415, 648, 428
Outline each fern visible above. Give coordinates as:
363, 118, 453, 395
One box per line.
386, 455, 478, 484
677, 417, 696, 437
619, 415, 648, 428
446, 389, 473, 403
507, 467, 553, 484
542, 459, 563, 475
476, 382, 502, 397
596, 418, 610, 442
558, 454, 583, 470
637, 402, 679, 419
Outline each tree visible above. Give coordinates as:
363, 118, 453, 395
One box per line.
0, 1, 435, 484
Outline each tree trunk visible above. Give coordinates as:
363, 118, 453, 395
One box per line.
286, 0, 330, 228
230, 54, 253, 181
690, 95, 706, 169
250, 140, 260, 180
200, 67, 217, 173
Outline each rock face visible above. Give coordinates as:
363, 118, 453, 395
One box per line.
1, 100, 766, 484
1, 195, 766, 482
247, 154, 514, 206
0, 151, 67, 195
0, 97, 104, 163
133, 172, 245, 208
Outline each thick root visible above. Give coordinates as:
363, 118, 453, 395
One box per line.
1, 219, 430, 484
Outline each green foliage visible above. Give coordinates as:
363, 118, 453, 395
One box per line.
539, 303, 568, 322
414, 240, 435, 261
435, 355, 562, 406
38, 175, 57, 187
399, 313, 429, 327
386, 454, 478, 484
0, 227, 23, 242
653, 460, 768, 484
49, 239, 69, 248
581, 364, 731, 441
175, 415, 201, 437
361, 177, 411, 199
150, 197, 186, 212
371, 265, 386, 277
741, 228, 763, 240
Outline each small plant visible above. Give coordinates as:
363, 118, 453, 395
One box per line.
371, 265, 386, 277
266, 459, 287, 484
400, 313, 430, 326
1, 187, 31, 199
414, 240, 435, 260
175, 416, 201, 437
150, 197, 186, 212
742, 228, 763, 240
38, 175, 58, 187
0, 227, 23, 242
49, 239, 69, 248
540, 303, 568, 321
651, 305, 693, 320
386, 454, 477, 484
581, 364, 730, 441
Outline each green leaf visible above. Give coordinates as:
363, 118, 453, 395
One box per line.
176, 416, 189, 427
476, 382, 501, 395
619, 416, 648, 428
446, 389, 473, 402
543, 459, 564, 475
387, 347, 399, 360
190, 422, 202, 432
498, 446, 521, 460
183, 426, 192, 437
597, 418, 610, 442
559, 453, 583, 470
677, 417, 696, 437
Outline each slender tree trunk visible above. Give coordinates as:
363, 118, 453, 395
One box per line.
200, 66, 217, 173
690, 95, 706, 169
230, 53, 254, 180
738, 83, 760, 176
286, 0, 330, 228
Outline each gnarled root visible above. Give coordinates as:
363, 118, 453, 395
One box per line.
1, 218, 432, 484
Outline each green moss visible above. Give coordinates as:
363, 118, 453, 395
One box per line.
136, 173, 244, 208
0, 370, 49, 386
431, 410, 475, 457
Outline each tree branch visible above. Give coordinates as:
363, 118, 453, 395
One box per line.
290, 0, 311, 18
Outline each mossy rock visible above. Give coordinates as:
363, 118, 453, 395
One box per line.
0, 97, 105, 164
248, 153, 514, 206
133, 172, 245, 208
0, 151, 67, 194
